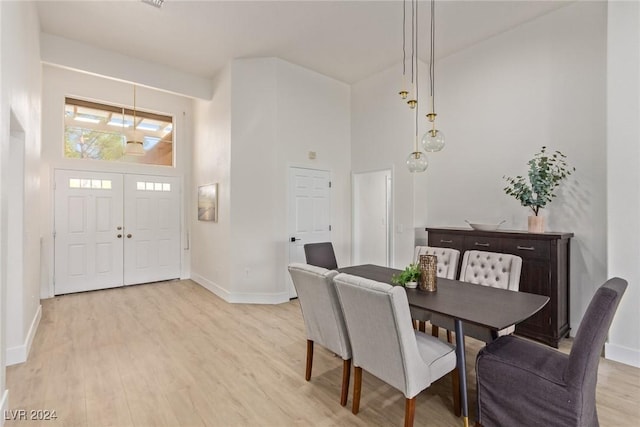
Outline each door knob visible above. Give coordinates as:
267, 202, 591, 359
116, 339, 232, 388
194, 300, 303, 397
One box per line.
117, 226, 122, 230
117, 234, 122, 238
127, 234, 132, 238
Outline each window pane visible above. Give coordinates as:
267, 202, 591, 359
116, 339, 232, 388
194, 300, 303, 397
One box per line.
146, 182, 154, 191
102, 180, 112, 189
137, 181, 145, 191
154, 182, 162, 191
69, 178, 80, 188
162, 183, 171, 192
64, 97, 174, 167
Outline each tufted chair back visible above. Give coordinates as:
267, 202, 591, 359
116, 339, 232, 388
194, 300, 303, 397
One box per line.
459, 250, 522, 291
413, 246, 460, 279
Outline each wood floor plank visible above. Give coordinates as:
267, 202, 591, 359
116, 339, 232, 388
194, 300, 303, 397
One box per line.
6, 279, 640, 426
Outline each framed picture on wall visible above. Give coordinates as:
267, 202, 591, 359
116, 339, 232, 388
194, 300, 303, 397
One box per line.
198, 183, 218, 222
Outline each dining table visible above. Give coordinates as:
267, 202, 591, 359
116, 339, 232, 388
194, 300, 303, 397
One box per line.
337, 264, 550, 427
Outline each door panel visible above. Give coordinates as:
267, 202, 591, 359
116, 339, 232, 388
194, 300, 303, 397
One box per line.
288, 167, 331, 298
54, 170, 181, 294
124, 174, 181, 285
54, 170, 124, 295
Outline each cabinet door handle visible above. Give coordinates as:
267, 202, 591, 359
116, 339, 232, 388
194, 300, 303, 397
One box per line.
517, 246, 535, 251
440, 239, 453, 244
474, 242, 490, 247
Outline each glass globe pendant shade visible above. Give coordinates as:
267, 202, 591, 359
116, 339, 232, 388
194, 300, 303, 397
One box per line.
422, 128, 445, 152
406, 151, 428, 173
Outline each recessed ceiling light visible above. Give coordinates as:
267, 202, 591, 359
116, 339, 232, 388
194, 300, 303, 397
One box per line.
141, 0, 164, 9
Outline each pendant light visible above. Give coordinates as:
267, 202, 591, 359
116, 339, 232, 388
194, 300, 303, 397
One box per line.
125, 85, 145, 156
398, 0, 408, 100
406, 0, 428, 173
421, 0, 445, 152
406, 0, 417, 109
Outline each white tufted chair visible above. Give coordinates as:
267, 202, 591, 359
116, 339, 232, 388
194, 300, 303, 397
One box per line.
410, 247, 460, 334
432, 250, 523, 343
413, 246, 460, 279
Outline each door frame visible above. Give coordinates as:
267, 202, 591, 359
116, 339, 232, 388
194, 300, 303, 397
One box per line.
351, 168, 393, 267
51, 168, 183, 296
285, 165, 332, 299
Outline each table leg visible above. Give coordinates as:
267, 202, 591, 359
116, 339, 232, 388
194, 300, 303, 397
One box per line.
454, 319, 469, 427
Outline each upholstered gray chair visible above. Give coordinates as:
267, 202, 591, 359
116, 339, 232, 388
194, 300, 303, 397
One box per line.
304, 242, 338, 270
431, 250, 522, 343
287, 263, 352, 406
333, 273, 457, 427
410, 246, 460, 333
476, 277, 628, 427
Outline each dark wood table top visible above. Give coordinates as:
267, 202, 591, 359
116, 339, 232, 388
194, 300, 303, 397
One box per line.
337, 264, 549, 331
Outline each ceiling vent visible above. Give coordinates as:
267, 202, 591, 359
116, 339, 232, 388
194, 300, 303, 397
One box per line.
141, 0, 164, 9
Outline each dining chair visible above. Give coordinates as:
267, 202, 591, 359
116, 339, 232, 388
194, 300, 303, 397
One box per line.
475, 277, 628, 427
287, 263, 352, 406
410, 246, 460, 334
431, 250, 523, 343
333, 272, 457, 427
304, 242, 338, 270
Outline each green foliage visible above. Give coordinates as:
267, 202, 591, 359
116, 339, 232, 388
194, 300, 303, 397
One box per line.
65, 127, 125, 161
503, 146, 575, 216
391, 263, 421, 286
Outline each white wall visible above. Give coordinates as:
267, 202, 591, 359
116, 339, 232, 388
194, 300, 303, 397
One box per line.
606, 0, 640, 368
191, 65, 232, 297
351, 63, 430, 268
191, 58, 351, 303
1, 0, 42, 375
40, 66, 194, 298
352, 2, 610, 340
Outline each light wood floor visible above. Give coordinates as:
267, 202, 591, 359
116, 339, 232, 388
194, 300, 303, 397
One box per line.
6, 280, 640, 427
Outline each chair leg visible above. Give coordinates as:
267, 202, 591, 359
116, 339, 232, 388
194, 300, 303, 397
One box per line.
431, 325, 439, 337
404, 397, 416, 427
305, 340, 314, 381
352, 366, 362, 415
452, 368, 461, 417
446, 330, 453, 343
418, 321, 426, 333
340, 359, 351, 407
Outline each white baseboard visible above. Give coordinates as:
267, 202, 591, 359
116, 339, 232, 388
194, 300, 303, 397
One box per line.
190, 273, 290, 304
605, 342, 640, 368
6, 304, 42, 366
1, 389, 8, 427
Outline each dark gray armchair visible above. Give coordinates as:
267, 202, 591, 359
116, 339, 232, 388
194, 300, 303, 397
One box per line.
476, 277, 627, 427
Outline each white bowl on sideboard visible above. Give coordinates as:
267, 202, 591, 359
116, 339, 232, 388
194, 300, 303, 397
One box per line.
465, 220, 505, 231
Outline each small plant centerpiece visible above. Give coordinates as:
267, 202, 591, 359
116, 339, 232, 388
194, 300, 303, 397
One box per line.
392, 264, 421, 288
503, 146, 574, 233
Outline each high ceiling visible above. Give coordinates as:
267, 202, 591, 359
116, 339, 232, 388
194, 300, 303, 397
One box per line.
36, 0, 573, 84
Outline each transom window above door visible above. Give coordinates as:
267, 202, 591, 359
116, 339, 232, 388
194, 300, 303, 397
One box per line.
64, 97, 174, 166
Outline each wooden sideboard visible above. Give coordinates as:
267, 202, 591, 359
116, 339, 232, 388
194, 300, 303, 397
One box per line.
426, 227, 573, 348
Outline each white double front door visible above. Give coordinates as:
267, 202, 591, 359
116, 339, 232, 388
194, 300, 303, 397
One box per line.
54, 170, 181, 295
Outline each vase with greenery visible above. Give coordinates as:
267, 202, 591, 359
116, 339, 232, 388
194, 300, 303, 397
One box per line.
503, 146, 574, 233
392, 264, 421, 288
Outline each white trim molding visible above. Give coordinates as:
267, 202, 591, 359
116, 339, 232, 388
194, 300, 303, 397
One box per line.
605, 342, 640, 368
1, 389, 8, 427
6, 305, 42, 366
190, 274, 290, 305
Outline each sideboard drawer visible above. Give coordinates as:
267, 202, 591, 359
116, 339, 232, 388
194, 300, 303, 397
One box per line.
502, 239, 550, 260
429, 232, 464, 249
463, 236, 502, 252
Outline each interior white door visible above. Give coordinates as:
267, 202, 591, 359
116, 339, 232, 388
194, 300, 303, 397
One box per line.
123, 174, 181, 285
352, 169, 392, 266
54, 170, 124, 295
287, 167, 331, 298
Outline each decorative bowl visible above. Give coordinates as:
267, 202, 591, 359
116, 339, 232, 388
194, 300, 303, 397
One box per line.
465, 220, 505, 231
405, 281, 418, 289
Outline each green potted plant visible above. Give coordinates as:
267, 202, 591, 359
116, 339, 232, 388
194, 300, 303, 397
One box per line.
392, 264, 421, 288
503, 146, 575, 233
